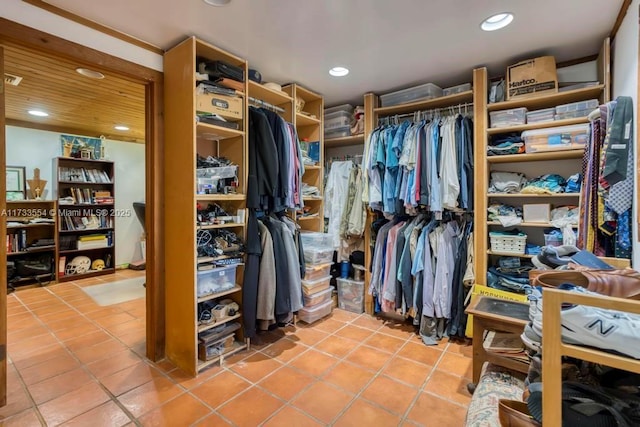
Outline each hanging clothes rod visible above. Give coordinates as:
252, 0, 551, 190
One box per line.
378, 102, 474, 122
249, 97, 285, 113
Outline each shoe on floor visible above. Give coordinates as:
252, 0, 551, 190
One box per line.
532, 245, 580, 270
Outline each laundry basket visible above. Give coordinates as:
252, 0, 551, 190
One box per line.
489, 232, 527, 255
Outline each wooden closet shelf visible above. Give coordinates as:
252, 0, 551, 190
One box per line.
197, 285, 242, 303
488, 193, 580, 198
486, 85, 605, 112
374, 90, 474, 116
296, 112, 321, 126
198, 312, 242, 333
58, 268, 116, 282
324, 134, 365, 148
196, 194, 245, 201
197, 223, 245, 230
197, 340, 247, 372
487, 221, 578, 229
248, 81, 293, 105
486, 117, 590, 135
487, 150, 584, 163
487, 251, 534, 259
304, 165, 321, 170
196, 122, 244, 140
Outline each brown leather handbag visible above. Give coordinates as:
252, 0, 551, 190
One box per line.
499, 399, 541, 427
532, 269, 640, 300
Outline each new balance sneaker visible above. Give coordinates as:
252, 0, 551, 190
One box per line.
561, 300, 640, 359
532, 245, 580, 270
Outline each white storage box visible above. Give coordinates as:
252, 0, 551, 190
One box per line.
522, 124, 590, 153
301, 232, 334, 265
305, 262, 332, 282
197, 265, 237, 298
555, 99, 599, 114
337, 278, 365, 314
302, 276, 331, 296
443, 83, 472, 96
380, 83, 443, 107
303, 287, 333, 307
489, 232, 527, 255
298, 299, 332, 324
324, 111, 352, 130
301, 232, 333, 247
325, 104, 354, 115
489, 108, 527, 128
523, 204, 551, 223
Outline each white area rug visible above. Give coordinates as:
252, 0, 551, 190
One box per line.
82, 277, 146, 306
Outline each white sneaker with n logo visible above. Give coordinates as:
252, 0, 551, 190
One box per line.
561, 303, 640, 359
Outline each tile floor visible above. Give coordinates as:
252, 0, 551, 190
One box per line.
1, 270, 473, 426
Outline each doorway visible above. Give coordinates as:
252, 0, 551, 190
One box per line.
0, 18, 164, 410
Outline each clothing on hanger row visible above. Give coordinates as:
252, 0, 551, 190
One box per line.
369, 212, 474, 345
362, 111, 474, 218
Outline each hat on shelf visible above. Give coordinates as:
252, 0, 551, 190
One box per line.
264, 82, 283, 92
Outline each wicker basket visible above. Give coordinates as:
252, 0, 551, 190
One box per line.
489, 232, 527, 255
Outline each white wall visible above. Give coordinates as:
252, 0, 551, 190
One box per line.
1, 0, 163, 72
6, 126, 146, 266
612, 0, 639, 267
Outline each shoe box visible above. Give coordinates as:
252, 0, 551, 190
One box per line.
196, 92, 243, 121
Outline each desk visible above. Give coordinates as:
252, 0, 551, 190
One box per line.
465, 296, 530, 383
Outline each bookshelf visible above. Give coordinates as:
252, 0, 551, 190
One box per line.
53, 157, 116, 282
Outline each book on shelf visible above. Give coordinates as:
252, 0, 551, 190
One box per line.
61, 215, 113, 231
78, 234, 108, 242
6, 230, 27, 253
59, 167, 111, 183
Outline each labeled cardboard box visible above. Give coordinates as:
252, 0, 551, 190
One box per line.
507, 56, 558, 100
196, 92, 243, 120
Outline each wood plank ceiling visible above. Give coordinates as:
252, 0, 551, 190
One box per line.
2, 41, 145, 143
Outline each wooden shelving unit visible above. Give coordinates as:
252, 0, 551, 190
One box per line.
373, 90, 473, 116
164, 36, 248, 375
53, 157, 116, 283
284, 83, 324, 232
5, 199, 57, 288
324, 133, 365, 148
473, 38, 611, 281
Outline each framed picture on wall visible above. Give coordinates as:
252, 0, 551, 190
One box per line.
6, 166, 26, 201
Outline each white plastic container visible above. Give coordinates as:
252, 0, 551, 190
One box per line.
526, 108, 555, 124
489, 108, 527, 128
380, 83, 443, 107
324, 111, 352, 130
324, 127, 351, 139
325, 104, 354, 115
555, 99, 599, 114
303, 287, 333, 307
298, 299, 332, 324
301, 276, 331, 296
301, 232, 334, 265
197, 265, 237, 298
522, 124, 590, 153
489, 232, 527, 255
336, 278, 365, 314
305, 262, 332, 282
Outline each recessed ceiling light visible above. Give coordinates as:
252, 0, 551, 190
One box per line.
114, 125, 129, 131
28, 110, 48, 117
76, 68, 105, 79
481, 12, 514, 31
329, 67, 349, 77
203, 0, 231, 6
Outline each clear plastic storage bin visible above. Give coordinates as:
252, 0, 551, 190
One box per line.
489, 232, 527, 255
197, 265, 237, 298
325, 104, 354, 115
526, 108, 555, 124
324, 127, 351, 139
305, 262, 332, 282
554, 109, 594, 120
380, 83, 443, 107
324, 111, 352, 130
195, 165, 238, 179
443, 83, 472, 96
303, 287, 333, 307
336, 278, 365, 313
489, 108, 527, 128
555, 99, 599, 114
522, 124, 590, 153
300, 232, 333, 247
302, 276, 331, 296
298, 299, 332, 324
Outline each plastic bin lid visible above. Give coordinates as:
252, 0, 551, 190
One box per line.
302, 275, 331, 287
300, 299, 332, 313
521, 124, 589, 137
305, 262, 332, 271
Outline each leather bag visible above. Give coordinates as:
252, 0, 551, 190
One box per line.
499, 399, 541, 427
532, 269, 640, 300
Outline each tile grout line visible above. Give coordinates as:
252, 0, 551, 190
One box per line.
9, 280, 145, 425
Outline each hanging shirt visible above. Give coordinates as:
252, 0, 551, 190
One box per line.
325, 161, 353, 249
440, 117, 460, 210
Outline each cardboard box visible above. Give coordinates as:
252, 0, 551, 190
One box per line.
507, 56, 558, 100
196, 92, 243, 120
523, 204, 551, 223
465, 284, 528, 338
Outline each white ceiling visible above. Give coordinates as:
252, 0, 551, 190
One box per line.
44, 0, 623, 106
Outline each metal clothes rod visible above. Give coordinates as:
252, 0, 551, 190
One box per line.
249, 96, 285, 113
378, 102, 474, 123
